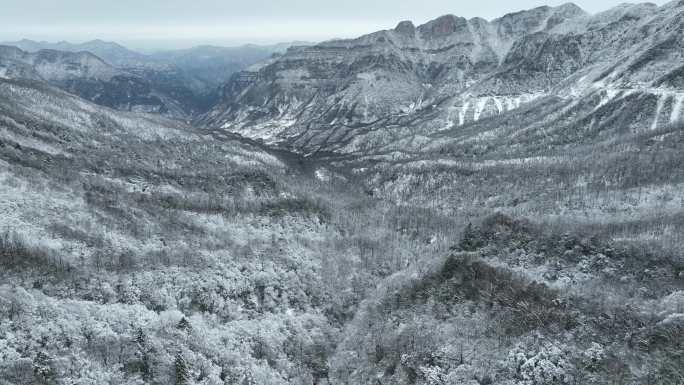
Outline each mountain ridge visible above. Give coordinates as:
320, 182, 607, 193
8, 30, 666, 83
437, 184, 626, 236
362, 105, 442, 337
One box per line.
200, 1, 684, 155
0, 45, 204, 117
0, 39, 315, 118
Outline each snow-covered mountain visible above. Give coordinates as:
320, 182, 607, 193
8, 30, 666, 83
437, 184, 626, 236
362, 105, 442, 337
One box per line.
3, 39, 309, 92
1, 40, 311, 118
148, 43, 310, 89
0, 45, 121, 81
201, 1, 684, 154
1, 39, 153, 68
2, 39, 154, 67
2, 4, 684, 385
0, 45, 211, 117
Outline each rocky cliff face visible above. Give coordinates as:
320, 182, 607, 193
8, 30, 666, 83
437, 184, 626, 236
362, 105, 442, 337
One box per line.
202, 1, 684, 154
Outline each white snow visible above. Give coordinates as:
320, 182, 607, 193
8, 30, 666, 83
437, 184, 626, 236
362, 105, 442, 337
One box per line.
315, 168, 331, 182
453, 93, 545, 126
651, 94, 667, 130
458, 101, 470, 126
473, 98, 489, 121
670, 94, 684, 123
580, 88, 684, 130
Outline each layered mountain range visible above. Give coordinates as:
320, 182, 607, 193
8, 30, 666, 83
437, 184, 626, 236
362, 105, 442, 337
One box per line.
201, 1, 684, 155
0, 40, 300, 119
0, 39, 153, 67
0, 45, 203, 117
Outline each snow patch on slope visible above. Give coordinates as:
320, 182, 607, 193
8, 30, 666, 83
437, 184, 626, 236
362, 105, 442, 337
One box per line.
671, 94, 684, 123
452, 93, 545, 126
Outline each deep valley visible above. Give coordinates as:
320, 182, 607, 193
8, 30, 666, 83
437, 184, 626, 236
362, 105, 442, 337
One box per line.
1, 2, 683, 385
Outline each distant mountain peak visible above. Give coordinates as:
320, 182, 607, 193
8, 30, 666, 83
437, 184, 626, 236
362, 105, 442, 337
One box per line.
494, 2, 587, 23
418, 14, 469, 38
553, 2, 588, 17
83, 39, 129, 48
394, 20, 416, 37
34, 47, 104, 62
0, 44, 24, 54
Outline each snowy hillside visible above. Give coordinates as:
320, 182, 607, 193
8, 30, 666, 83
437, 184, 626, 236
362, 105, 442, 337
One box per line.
202, 1, 684, 155
1, 2, 683, 385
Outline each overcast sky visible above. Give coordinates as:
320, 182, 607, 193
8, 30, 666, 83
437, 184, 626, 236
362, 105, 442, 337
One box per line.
0, 0, 670, 50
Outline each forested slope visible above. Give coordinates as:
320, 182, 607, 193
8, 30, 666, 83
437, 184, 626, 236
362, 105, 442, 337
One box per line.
0, 78, 460, 384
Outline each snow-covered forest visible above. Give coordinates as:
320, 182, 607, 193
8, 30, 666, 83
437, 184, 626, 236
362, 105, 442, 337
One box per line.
1, 1, 684, 384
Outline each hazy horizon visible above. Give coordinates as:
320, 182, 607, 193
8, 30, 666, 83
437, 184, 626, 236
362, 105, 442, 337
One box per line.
0, 0, 671, 50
